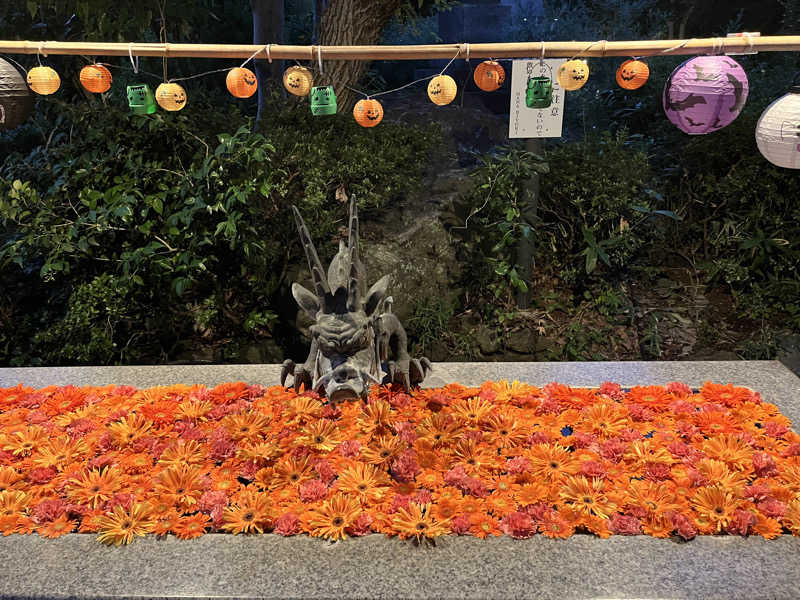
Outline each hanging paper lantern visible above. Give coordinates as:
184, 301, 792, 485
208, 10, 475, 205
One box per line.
427, 75, 457, 105
353, 98, 383, 127
0, 58, 34, 131
226, 67, 257, 98
662, 56, 749, 135
283, 66, 313, 97
755, 85, 800, 169
79, 64, 112, 93
155, 82, 187, 112
526, 76, 553, 109
310, 86, 337, 115
127, 84, 157, 115
556, 60, 589, 91
473, 60, 505, 92
616, 59, 649, 90
27, 65, 60, 95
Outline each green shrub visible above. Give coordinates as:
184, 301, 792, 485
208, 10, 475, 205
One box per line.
0, 96, 437, 365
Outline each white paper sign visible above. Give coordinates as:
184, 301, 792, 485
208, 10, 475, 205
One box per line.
509, 59, 565, 138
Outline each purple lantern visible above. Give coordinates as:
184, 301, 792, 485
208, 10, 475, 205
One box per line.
662, 56, 749, 135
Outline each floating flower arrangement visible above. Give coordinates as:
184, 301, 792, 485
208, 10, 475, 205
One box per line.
1, 380, 799, 545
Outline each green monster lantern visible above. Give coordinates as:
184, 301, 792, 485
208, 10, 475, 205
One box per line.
310, 86, 337, 116
526, 76, 553, 109
127, 84, 156, 115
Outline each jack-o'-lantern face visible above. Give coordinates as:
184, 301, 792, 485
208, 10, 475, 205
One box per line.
557, 60, 590, 91
243, 72, 256, 86
568, 63, 587, 82
366, 108, 381, 120
283, 66, 313, 97
429, 81, 442, 96
616, 60, 649, 90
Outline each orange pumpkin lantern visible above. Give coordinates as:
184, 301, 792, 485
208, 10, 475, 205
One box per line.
427, 75, 457, 106
226, 67, 258, 98
79, 64, 113, 93
353, 98, 383, 127
283, 66, 313, 97
616, 59, 649, 90
473, 60, 505, 92
27, 66, 60, 95
155, 82, 187, 111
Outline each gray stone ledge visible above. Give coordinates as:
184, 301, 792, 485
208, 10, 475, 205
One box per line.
1, 361, 799, 600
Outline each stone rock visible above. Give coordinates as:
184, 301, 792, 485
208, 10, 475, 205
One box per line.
474, 325, 499, 355
240, 340, 284, 364
361, 216, 462, 324
506, 329, 535, 354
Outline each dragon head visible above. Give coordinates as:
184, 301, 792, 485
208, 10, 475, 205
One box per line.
291, 198, 386, 401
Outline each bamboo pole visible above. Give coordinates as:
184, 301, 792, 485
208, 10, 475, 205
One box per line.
0, 36, 798, 61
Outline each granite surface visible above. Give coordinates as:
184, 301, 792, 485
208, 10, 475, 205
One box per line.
1, 361, 799, 600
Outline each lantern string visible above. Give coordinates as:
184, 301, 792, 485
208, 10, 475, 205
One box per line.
128, 43, 140, 74
36, 41, 45, 66
0, 53, 28, 75
344, 47, 463, 100
661, 38, 696, 54
568, 39, 606, 61
317, 45, 323, 74
104, 61, 162, 82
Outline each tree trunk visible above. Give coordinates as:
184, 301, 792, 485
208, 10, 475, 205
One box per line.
514, 138, 542, 308
317, 0, 404, 113
251, 0, 284, 126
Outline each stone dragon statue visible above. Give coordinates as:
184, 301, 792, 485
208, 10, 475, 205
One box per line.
281, 197, 431, 402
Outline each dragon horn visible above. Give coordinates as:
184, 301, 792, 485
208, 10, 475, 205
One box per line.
346, 195, 360, 311
292, 206, 330, 299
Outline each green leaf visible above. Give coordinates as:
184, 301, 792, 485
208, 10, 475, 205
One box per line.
152, 197, 163, 215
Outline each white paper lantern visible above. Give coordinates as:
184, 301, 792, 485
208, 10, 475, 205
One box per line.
755, 87, 800, 169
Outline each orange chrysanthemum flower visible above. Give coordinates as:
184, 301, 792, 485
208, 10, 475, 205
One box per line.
483, 414, 526, 449
361, 434, 404, 467
358, 400, 394, 437
416, 413, 461, 448
107, 413, 153, 447
155, 465, 204, 509
173, 514, 211, 540
690, 485, 740, 533
470, 512, 502, 538
307, 494, 361, 541
392, 503, 449, 542
579, 402, 629, 438
158, 440, 207, 468
527, 444, 580, 483
2, 426, 49, 456
223, 410, 271, 442
139, 400, 177, 426
96, 503, 154, 545
539, 510, 575, 539
67, 468, 121, 509
176, 399, 213, 422
37, 514, 76, 539
627, 386, 672, 408
559, 476, 617, 518
271, 456, 315, 490
700, 382, 752, 407
450, 397, 495, 427
222, 490, 272, 534
299, 420, 344, 452
335, 463, 389, 503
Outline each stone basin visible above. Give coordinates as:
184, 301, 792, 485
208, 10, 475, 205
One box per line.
1, 360, 798, 600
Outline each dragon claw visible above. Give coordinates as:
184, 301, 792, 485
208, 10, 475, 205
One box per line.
281, 359, 312, 393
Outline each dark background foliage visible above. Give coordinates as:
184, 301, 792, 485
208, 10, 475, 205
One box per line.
1, 0, 799, 368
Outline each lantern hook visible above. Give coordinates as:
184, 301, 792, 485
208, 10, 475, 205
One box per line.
128, 43, 139, 74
